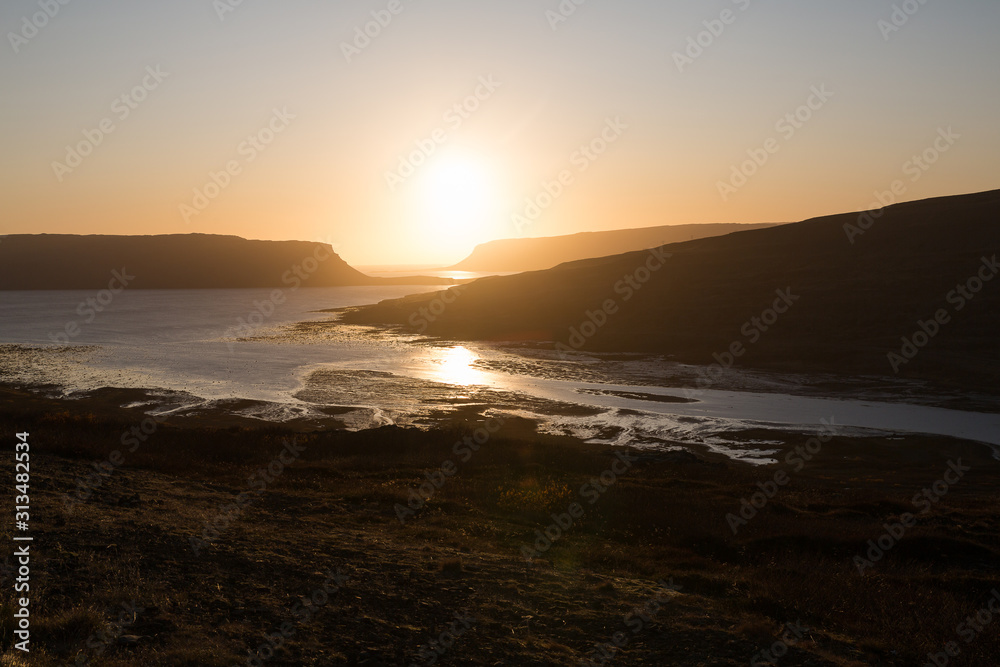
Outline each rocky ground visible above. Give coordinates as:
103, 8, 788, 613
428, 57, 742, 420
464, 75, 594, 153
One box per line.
2, 384, 999, 666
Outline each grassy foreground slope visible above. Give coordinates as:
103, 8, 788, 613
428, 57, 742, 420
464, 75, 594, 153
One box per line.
2, 386, 1000, 665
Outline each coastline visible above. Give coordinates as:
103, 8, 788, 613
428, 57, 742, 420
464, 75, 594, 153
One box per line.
3, 379, 1000, 664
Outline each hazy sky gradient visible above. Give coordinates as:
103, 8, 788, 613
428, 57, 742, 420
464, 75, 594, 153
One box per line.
2, 0, 998, 265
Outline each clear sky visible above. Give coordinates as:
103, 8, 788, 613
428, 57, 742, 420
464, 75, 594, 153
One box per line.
2, 0, 998, 266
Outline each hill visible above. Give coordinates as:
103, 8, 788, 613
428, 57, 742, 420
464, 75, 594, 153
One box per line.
445, 223, 780, 272
344, 189, 1000, 393
8, 384, 1000, 665
0, 234, 453, 289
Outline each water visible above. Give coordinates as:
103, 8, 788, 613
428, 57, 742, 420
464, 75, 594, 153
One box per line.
0, 287, 440, 346
2, 288, 998, 462
0, 286, 442, 402
356, 267, 518, 281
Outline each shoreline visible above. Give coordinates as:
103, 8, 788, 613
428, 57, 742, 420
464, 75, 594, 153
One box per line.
4, 329, 1000, 464
3, 378, 1000, 664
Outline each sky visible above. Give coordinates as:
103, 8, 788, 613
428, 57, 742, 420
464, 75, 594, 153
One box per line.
2, 0, 998, 266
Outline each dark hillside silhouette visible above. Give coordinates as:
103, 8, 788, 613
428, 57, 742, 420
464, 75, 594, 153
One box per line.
347, 190, 1000, 392
0, 234, 453, 289
446, 222, 779, 273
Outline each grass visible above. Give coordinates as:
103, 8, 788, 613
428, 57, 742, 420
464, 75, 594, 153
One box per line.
3, 385, 1000, 664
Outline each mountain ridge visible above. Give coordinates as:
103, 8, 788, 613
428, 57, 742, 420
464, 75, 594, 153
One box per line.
0, 233, 454, 289
445, 222, 781, 272
344, 189, 1000, 394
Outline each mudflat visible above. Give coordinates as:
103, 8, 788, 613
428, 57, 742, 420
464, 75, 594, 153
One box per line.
4, 384, 999, 665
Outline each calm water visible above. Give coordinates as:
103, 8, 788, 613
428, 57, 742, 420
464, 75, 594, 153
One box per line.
0, 286, 441, 403
2, 288, 999, 461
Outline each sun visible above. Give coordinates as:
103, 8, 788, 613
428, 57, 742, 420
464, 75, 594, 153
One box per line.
416, 149, 500, 243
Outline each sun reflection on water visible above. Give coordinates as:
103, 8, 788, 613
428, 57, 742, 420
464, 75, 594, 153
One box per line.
425, 346, 491, 387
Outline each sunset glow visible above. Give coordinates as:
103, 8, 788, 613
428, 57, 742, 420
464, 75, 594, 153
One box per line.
3, 3, 1000, 663
3, 2, 997, 266
415, 150, 502, 255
